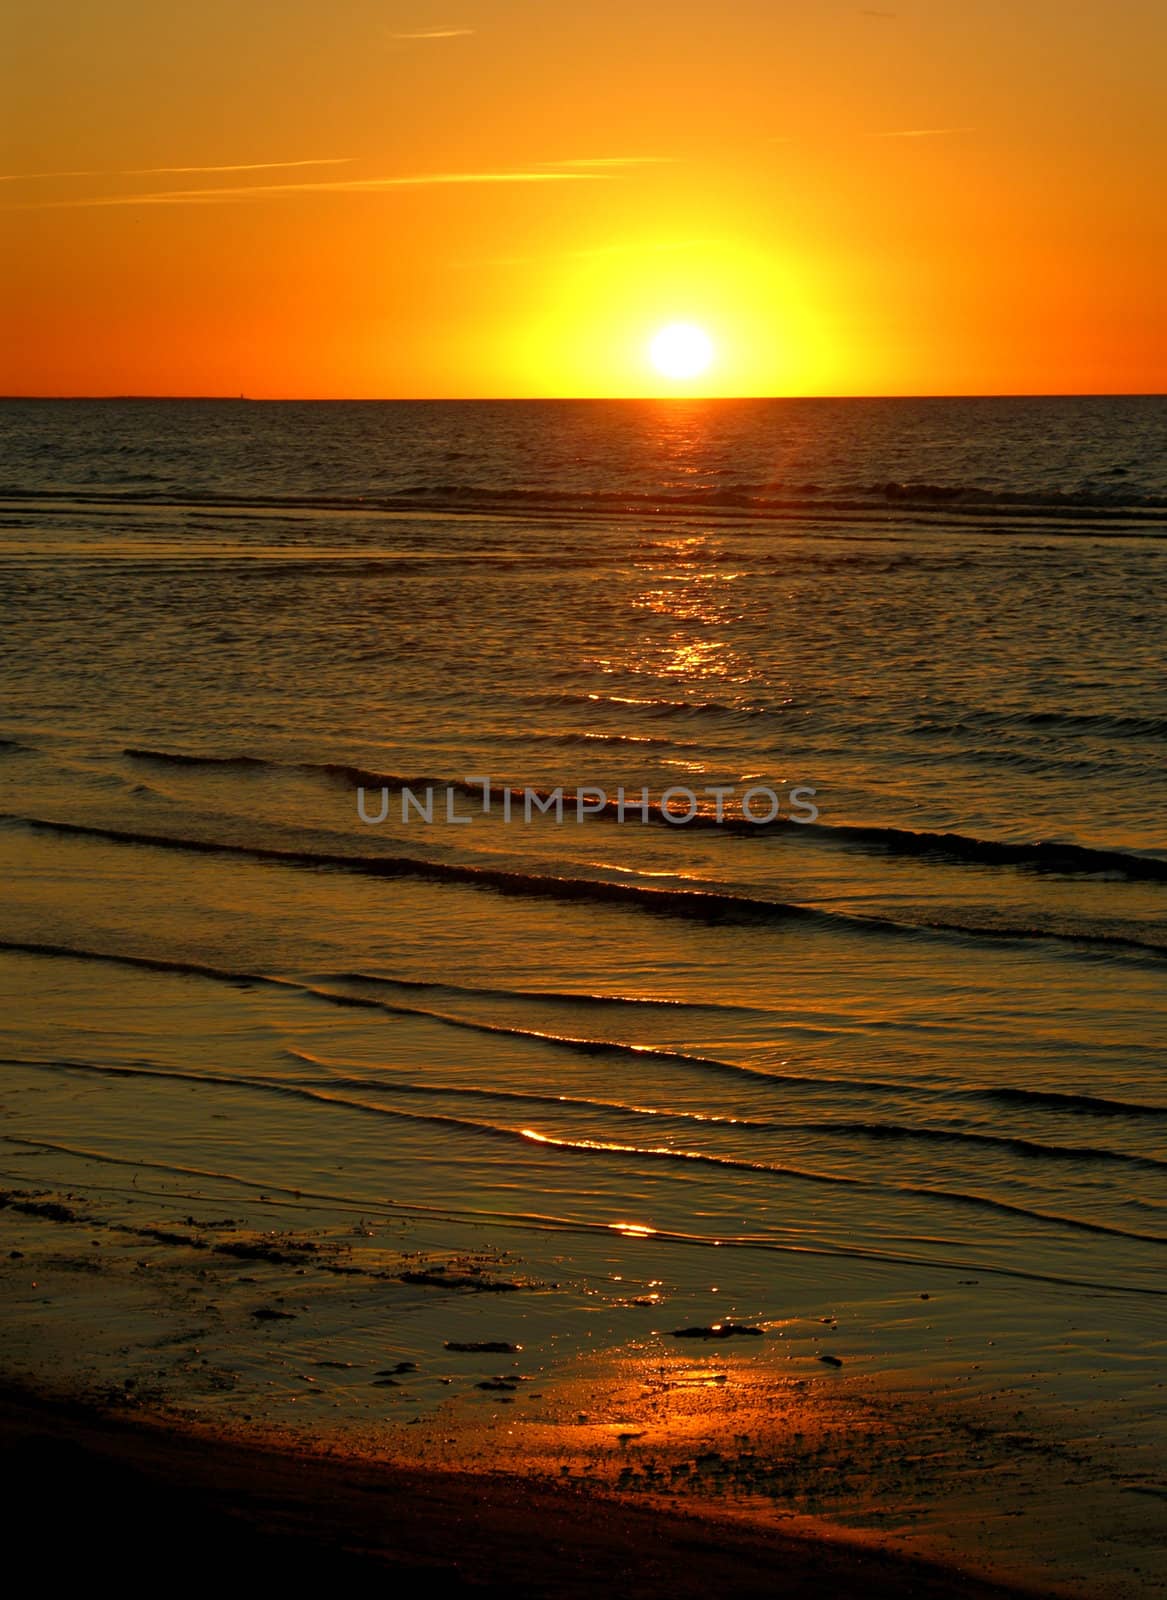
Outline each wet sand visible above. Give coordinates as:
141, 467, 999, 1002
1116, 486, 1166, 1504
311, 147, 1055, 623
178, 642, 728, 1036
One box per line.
3, 1179, 1162, 1597
0, 1380, 1050, 1598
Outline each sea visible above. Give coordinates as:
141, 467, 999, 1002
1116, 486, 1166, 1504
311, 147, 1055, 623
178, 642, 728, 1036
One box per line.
1, 396, 1164, 1592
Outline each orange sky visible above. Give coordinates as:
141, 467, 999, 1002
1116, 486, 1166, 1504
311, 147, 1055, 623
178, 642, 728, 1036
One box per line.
2, 1, 1164, 397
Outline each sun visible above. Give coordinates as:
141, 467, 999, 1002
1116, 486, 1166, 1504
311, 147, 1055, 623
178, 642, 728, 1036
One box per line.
649, 322, 715, 381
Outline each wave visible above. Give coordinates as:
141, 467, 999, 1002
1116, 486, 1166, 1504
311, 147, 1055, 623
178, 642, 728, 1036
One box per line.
389, 478, 1167, 516
6, 1051, 1162, 1250
314, 969, 757, 1014
4, 937, 1166, 1128
912, 708, 1167, 742
525, 1127, 1165, 1244
977, 1084, 1167, 1119
0, 936, 838, 1091
122, 747, 269, 769
10, 1130, 1158, 1297
528, 691, 781, 721
814, 819, 1167, 883
287, 1051, 1167, 1173
119, 745, 1167, 884
8, 480, 1165, 523
9, 807, 1167, 960
297, 979, 1167, 1136
788, 1115, 1167, 1168
3, 810, 834, 926
511, 729, 695, 750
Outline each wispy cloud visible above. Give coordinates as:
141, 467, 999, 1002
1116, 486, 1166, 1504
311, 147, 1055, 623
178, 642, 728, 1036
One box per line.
872, 127, 973, 138
539, 156, 676, 169
5, 170, 602, 211
131, 158, 354, 175
388, 27, 474, 39
1, 157, 351, 184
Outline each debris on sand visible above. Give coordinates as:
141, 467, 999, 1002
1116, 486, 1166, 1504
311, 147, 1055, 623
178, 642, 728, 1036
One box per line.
818, 1353, 844, 1368
400, 1269, 521, 1292
669, 1323, 764, 1340
216, 1237, 318, 1265
0, 1193, 86, 1224
250, 1305, 296, 1322
445, 1341, 521, 1354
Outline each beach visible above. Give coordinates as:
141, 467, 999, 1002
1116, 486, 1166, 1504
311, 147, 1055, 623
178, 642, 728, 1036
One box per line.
1, 396, 1164, 1596
3, 1168, 1162, 1597
1, 1376, 1055, 1598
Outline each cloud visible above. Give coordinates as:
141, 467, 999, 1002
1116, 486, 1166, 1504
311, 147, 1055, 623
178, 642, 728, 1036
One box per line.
5, 170, 602, 210
538, 156, 676, 169
388, 28, 474, 39
872, 127, 973, 138
0, 157, 352, 183
131, 158, 354, 176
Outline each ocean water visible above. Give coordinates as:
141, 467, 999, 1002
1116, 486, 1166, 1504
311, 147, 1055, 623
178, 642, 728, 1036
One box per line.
1, 397, 1165, 1587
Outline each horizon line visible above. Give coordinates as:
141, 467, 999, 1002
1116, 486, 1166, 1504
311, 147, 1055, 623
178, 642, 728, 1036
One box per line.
2, 391, 1164, 403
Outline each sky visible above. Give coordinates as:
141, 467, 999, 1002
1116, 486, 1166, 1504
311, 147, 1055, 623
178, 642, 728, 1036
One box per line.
1, 0, 1164, 397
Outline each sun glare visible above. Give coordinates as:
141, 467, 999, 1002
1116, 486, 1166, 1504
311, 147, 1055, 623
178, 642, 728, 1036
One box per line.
649, 322, 715, 381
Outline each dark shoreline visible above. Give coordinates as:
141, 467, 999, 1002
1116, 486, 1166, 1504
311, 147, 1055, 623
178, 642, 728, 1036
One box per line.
0, 1379, 1053, 1597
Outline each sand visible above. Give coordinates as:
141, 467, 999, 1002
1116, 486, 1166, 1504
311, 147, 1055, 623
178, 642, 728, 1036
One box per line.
4, 1179, 1163, 1597
0, 1380, 1051, 1598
